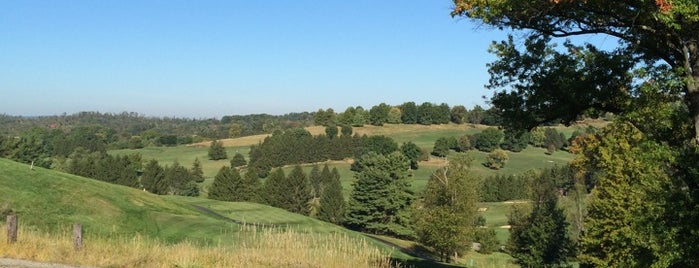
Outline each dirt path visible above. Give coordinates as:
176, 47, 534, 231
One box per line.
0, 258, 91, 268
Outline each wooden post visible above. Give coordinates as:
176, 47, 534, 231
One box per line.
6, 214, 17, 244
73, 223, 82, 251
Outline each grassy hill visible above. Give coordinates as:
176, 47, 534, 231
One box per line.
0, 158, 424, 267
111, 123, 578, 198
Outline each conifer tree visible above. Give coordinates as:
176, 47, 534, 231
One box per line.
345, 152, 415, 239
284, 165, 313, 215
262, 168, 286, 207
208, 140, 228, 160
208, 166, 241, 201
191, 157, 205, 183
319, 167, 345, 224
239, 168, 261, 202
141, 159, 167, 194
508, 167, 573, 267
309, 165, 322, 197
230, 152, 247, 168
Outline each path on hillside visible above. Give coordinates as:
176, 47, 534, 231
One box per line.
0, 258, 92, 268
190, 204, 287, 228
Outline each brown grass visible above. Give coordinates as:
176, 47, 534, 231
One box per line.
0, 224, 394, 268
188, 123, 484, 148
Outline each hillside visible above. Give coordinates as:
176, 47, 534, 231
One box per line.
0, 158, 416, 266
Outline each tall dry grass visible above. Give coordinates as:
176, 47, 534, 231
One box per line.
0, 224, 394, 268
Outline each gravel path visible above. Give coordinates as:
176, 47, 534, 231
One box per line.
0, 258, 91, 268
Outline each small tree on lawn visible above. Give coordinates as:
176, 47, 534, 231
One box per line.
485, 149, 509, 170
230, 152, 247, 168
208, 140, 228, 160
318, 167, 345, 224
191, 158, 205, 183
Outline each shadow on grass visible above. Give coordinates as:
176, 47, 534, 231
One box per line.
368, 236, 465, 268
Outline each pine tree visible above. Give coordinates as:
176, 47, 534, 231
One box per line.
414, 153, 479, 262
309, 165, 322, 197
165, 161, 197, 196
230, 152, 247, 168
208, 140, 228, 160
208, 166, 241, 201
191, 157, 205, 183
239, 168, 261, 202
262, 168, 286, 207
318, 167, 345, 224
345, 152, 415, 239
284, 165, 312, 215
141, 159, 167, 194
508, 168, 573, 267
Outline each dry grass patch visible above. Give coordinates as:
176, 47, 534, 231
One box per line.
0, 224, 394, 268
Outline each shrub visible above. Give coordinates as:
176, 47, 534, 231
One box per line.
485, 149, 509, 170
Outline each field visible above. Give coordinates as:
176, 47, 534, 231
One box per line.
111, 123, 578, 198
0, 158, 417, 267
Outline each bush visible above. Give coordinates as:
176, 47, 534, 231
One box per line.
473, 127, 504, 152
485, 149, 509, 170
208, 140, 228, 160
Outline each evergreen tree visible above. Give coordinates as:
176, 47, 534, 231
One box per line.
284, 165, 313, 215
208, 140, 228, 160
262, 168, 286, 207
239, 169, 261, 202
165, 161, 197, 196
230, 152, 247, 168
345, 152, 415, 239
508, 168, 573, 267
414, 154, 479, 263
141, 159, 168, 194
319, 167, 345, 224
191, 157, 205, 183
309, 165, 322, 198
208, 166, 241, 201
400, 141, 422, 170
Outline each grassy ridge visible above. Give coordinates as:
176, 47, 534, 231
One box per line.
0, 158, 414, 263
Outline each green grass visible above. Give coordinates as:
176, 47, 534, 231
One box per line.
0, 158, 415, 261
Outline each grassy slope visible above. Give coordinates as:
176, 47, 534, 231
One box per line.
111, 123, 578, 198
0, 158, 414, 261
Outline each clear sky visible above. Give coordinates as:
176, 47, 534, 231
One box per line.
0, 0, 512, 118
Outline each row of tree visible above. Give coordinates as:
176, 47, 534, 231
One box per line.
208, 163, 346, 225
314, 102, 501, 127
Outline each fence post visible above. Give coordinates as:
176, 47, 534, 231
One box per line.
73, 223, 82, 251
6, 214, 17, 244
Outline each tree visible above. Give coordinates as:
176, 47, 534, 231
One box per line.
431, 137, 453, 157
414, 154, 480, 263
472, 127, 503, 152
417, 102, 434, 125
369, 103, 391, 126
501, 130, 529, 152
318, 167, 345, 224
283, 165, 313, 214
309, 165, 323, 198
467, 105, 485, 124
450, 105, 468, 124
573, 122, 682, 267
142, 159, 167, 194
401, 141, 422, 170
452, 0, 699, 141
208, 166, 241, 201
164, 161, 198, 196
387, 107, 402, 124
345, 152, 415, 239
190, 158, 205, 183
262, 168, 286, 207
239, 169, 261, 202
484, 149, 508, 170
325, 125, 338, 139
228, 123, 242, 138
508, 169, 573, 268
340, 124, 353, 137
230, 152, 247, 168
400, 101, 418, 124
208, 140, 227, 160
314, 108, 335, 126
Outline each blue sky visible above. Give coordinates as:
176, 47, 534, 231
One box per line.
0, 1, 513, 118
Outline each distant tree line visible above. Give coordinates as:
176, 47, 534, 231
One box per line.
247, 127, 427, 177
314, 102, 501, 127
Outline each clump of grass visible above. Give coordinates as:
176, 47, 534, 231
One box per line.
0, 224, 394, 268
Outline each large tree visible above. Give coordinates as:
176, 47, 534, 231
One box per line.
208, 166, 242, 202
318, 167, 345, 225
344, 152, 415, 239
414, 154, 480, 263
452, 0, 699, 141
